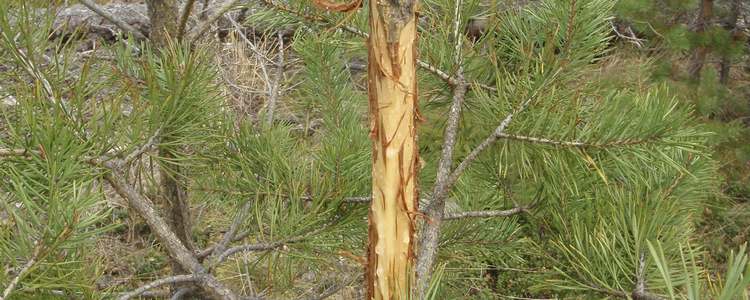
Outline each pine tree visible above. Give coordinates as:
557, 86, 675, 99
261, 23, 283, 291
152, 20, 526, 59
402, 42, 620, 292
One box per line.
1, 0, 748, 299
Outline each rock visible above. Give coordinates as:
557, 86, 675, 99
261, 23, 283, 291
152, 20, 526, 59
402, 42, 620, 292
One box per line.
51, 3, 149, 48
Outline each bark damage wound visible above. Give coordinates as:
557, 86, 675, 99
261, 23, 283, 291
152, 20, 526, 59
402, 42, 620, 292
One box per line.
367, 0, 421, 299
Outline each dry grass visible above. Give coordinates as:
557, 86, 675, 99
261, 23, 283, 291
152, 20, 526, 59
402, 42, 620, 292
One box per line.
214, 32, 273, 119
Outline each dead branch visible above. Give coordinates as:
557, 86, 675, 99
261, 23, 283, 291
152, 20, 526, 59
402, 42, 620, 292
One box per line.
117, 274, 202, 300
187, 0, 242, 43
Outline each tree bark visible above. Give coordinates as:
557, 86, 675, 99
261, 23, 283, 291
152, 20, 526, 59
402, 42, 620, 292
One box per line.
690, 0, 713, 81
366, 0, 421, 299
159, 148, 197, 296
148, 0, 194, 296
719, 0, 739, 84
147, 0, 179, 49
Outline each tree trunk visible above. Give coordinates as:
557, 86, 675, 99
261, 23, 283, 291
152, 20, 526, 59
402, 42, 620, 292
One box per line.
366, 0, 421, 299
148, 0, 195, 296
147, 0, 179, 49
690, 0, 713, 81
159, 148, 197, 294
719, 0, 739, 84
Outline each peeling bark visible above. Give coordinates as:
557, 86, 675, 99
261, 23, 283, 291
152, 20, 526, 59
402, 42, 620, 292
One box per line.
366, 0, 421, 299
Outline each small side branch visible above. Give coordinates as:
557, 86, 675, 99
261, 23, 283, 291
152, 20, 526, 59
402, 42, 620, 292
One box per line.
197, 228, 252, 259
122, 124, 163, 165
265, 32, 286, 125
187, 0, 243, 43
443, 207, 524, 220
444, 197, 541, 221
495, 132, 658, 148
258, 0, 324, 22
206, 201, 252, 265
77, 0, 148, 41
212, 219, 336, 269
239, 273, 359, 300
447, 92, 539, 190
0, 253, 37, 300
0, 148, 32, 157
416, 59, 453, 84
610, 20, 645, 48
117, 274, 203, 300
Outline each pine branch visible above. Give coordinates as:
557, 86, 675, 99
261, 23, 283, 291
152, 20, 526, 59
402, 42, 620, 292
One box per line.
117, 274, 203, 300
0, 31, 61, 109
76, 0, 148, 41
255, 0, 497, 93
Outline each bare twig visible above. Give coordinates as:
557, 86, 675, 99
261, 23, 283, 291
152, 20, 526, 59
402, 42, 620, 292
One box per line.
0, 148, 31, 157
76, 0, 148, 41
416, 57, 453, 84
207, 201, 252, 265
228, 17, 275, 65
0, 251, 37, 300
170, 288, 193, 300
610, 20, 645, 48
197, 228, 252, 259
177, 0, 197, 42
443, 207, 525, 220
187, 0, 243, 43
117, 274, 202, 300
495, 132, 658, 148
446, 86, 544, 191
343, 197, 371, 203
258, 0, 323, 22
213, 220, 336, 269
122, 124, 164, 165
227, 17, 273, 95
301, 196, 372, 203
265, 32, 286, 125
239, 273, 359, 300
